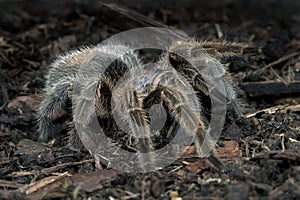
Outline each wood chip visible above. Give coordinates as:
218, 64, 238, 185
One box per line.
185, 160, 208, 174
8, 94, 43, 111
214, 140, 241, 160
240, 81, 300, 95
246, 104, 300, 118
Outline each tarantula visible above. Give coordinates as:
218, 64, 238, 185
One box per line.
37, 40, 245, 171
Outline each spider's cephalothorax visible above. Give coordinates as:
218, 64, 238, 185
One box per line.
37, 40, 245, 171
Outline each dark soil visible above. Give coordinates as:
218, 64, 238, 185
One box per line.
0, 1, 299, 199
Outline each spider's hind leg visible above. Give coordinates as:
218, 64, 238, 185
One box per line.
37, 80, 72, 142
66, 121, 83, 151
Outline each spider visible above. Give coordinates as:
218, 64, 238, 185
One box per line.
37, 40, 245, 171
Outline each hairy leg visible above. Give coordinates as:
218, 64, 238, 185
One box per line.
161, 86, 225, 171
168, 41, 243, 118
37, 81, 71, 142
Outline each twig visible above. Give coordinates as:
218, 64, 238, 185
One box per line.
257, 51, 300, 74
99, 3, 170, 29
40, 159, 93, 174
10, 159, 94, 177
18, 171, 69, 195
0, 179, 24, 189
240, 81, 300, 95
245, 104, 300, 118
270, 67, 288, 85
214, 23, 223, 39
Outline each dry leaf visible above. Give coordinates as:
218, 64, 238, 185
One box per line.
181, 146, 197, 157
185, 160, 208, 174
214, 140, 241, 160
8, 94, 43, 111
151, 176, 165, 198
67, 169, 120, 192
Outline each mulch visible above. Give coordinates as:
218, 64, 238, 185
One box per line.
0, 1, 299, 199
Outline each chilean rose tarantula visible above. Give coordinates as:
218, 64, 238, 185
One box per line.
37, 40, 245, 171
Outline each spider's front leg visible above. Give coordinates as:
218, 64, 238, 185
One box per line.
160, 86, 225, 171
168, 42, 243, 119
112, 86, 156, 171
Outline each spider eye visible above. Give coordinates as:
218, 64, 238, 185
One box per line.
144, 83, 150, 88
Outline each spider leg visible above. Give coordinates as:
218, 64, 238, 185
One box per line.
66, 121, 83, 151
37, 47, 94, 145
112, 84, 156, 171
69, 46, 139, 150
198, 40, 246, 58
126, 91, 152, 150
168, 41, 243, 118
160, 86, 225, 171
126, 90, 156, 170
37, 80, 71, 142
190, 65, 243, 118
